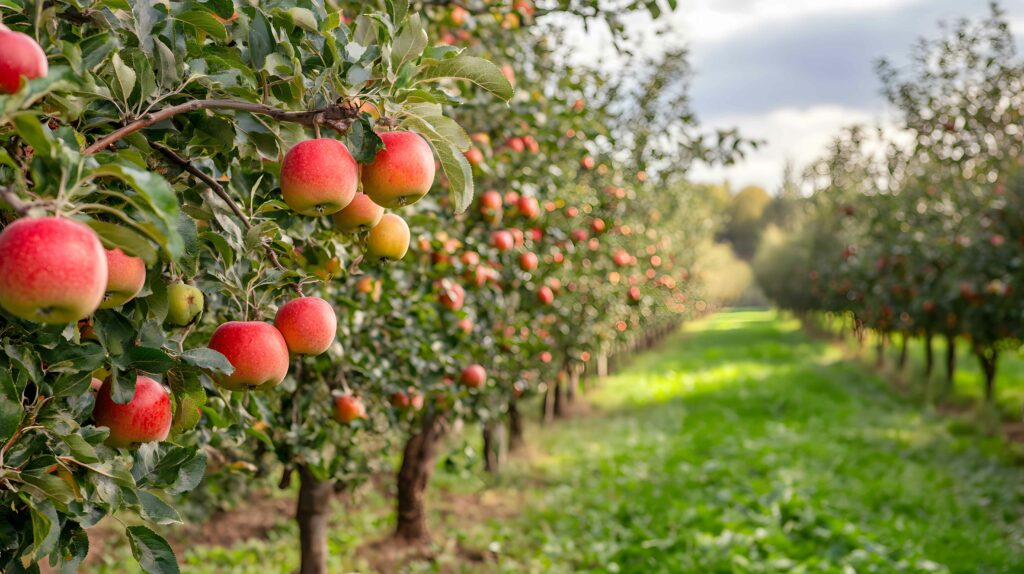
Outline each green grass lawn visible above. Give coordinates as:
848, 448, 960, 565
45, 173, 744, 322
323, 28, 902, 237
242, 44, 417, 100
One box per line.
88, 310, 1024, 573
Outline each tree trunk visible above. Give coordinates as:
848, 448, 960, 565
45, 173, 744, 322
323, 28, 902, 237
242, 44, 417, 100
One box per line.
552, 377, 565, 418
944, 332, 957, 395
597, 353, 608, 377
297, 466, 334, 574
924, 331, 934, 380
395, 413, 444, 542
897, 334, 909, 371
975, 347, 999, 404
875, 333, 886, 368
508, 398, 524, 451
566, 368, 579, 404
482, 421, 505, 473
540, 383, 555, 424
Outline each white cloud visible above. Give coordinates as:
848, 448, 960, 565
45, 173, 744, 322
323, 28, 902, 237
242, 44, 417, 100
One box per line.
688, 105, 893, 191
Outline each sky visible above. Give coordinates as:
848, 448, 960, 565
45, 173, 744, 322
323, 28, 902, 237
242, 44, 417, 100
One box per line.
554, 0, 1024, 193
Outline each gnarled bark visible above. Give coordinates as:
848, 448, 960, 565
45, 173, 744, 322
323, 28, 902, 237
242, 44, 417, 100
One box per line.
395, 413, 445, 542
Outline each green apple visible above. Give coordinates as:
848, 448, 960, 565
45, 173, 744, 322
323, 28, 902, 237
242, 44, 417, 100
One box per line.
166, 283, 204, 326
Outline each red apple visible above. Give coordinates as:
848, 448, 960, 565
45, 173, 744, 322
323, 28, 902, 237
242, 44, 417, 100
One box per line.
274, 297, 337, 356
334, 394, 366, 424
280, 138, 358, 215
457, 318, 473, 334
0, 28, 47, 94
0, 217, 107, 323
438, 280, 466, 311
361, 131, 436, 208
92, 376, 172, 448
517, 196, 540, 219
537, 286, 554, 305
460, 364, 487, 388
492, 230, 515, 252
519, 251, 538, 271
332, 192, 385, 232
208, 321, 291, 391
100, 248, 146, 309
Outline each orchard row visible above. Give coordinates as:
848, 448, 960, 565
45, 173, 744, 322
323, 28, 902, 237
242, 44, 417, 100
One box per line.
755, 5, 1023, 405
0, 1, 713, 573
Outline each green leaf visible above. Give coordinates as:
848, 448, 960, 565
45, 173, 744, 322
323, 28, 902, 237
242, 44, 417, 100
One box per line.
87, 221, 159, 266
286, 7, 318, 32
57, 523, 90, 574
0, 392, 22, 443
179, 348, 233, 375
154, 39, 179, 87
175, 10, 228, 40
5, 343, 43, 383
110, 52, 137, 103
124, 346, 176, 374
109, 369, 137, 405
434, 139, 475, 214
387, 0, 409, 25
136, 490, 182, 525
50, 371, 95, 398
348, 116, 386, 164
62, 433, 100, 464
28, 498, 61, 561
248, 10, 273, 69
166, 451, 206, 495
88, 163, 183, 260
126, 525, 180, 574
416, 55, 515, 101
11, 113, 52, 157
423, 114, 471, 151
390, 13, 427, 73
21, 472, 77, 505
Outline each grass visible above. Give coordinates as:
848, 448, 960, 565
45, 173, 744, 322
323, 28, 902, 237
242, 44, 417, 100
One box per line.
87, 310, 1024, 573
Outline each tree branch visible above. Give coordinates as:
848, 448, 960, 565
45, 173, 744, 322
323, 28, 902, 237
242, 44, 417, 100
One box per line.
0, 186, 46, 215
85, 99, 361, 155
150, 142, 293, 279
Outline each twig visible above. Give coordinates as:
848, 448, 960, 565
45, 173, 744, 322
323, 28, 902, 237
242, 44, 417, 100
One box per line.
150, 142, 292, 278
0, 186, 46, 215
84, 99, 360, 155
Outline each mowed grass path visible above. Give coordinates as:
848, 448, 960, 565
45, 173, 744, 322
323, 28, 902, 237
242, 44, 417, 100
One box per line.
459, 310, 1024, 574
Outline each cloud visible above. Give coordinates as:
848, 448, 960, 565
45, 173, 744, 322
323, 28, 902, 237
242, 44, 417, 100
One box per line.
687, 105, 893, 190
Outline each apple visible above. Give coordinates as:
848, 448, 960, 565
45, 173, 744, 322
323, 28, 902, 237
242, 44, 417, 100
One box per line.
207, 321, 291, 391
460, 364, 487, 388
361, 131, 436, 208
571, 229, 588, 243
580, 156, 595, 170
457, 318, 473, 334
537, 286, 554, 305
517, 196, 540, 219
590, 218, 606, 234
166, 283, 204, 326
92, 376, 172, 448
540, 351, 552, 363
274, 297, 337, 356
90, 377, 104, 391
511, 228, 525, 248
460, 251, 481, 266
332, 192, 385, 232
100, 248, 146, 309
506, 137, 525, 152
529, 228, 543, 241
0, 28, 47, 94
519, 251, 538, 272
522, 136, 539, 153
0, 217, 107, 324
358, 100, 380, 119
501, 64, 516, 87
438, 280, 465, 311
480, 190, 503, 221
565, 206, 579, 218
280, 138, 358, 215
366, 213, 411, 262
334, 394, 366, 424
628, 286, 642, 302
492, 230, 514, 252
464, 147, 484, 166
